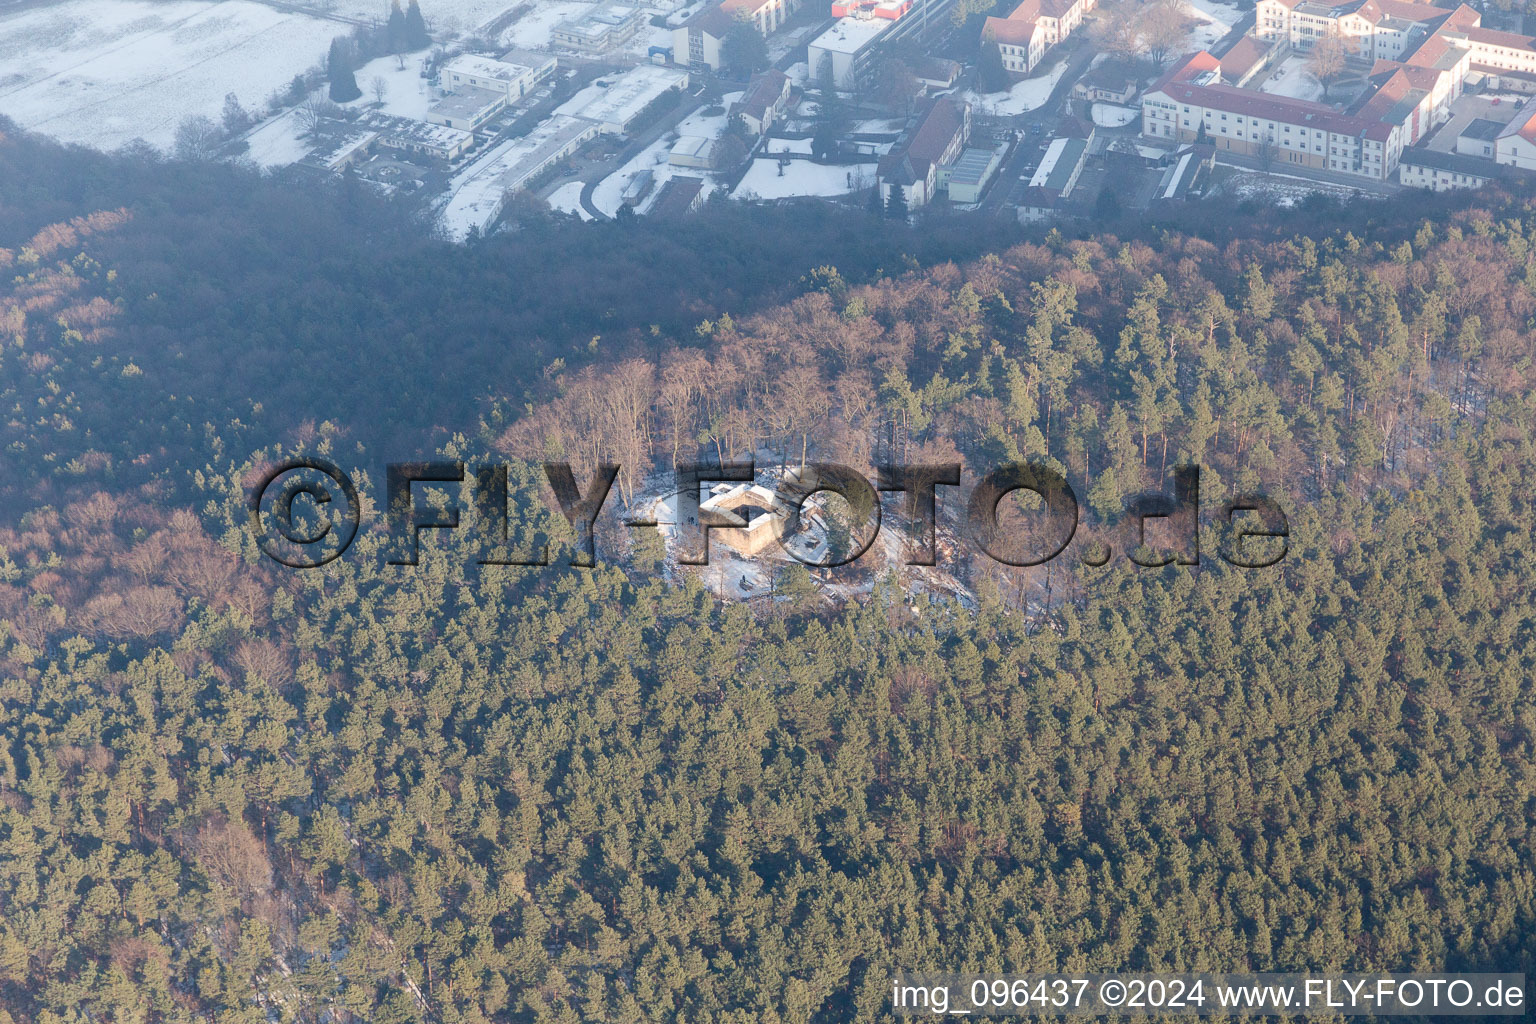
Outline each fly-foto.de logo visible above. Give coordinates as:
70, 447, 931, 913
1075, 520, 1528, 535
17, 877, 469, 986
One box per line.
246, 458, 1289, 571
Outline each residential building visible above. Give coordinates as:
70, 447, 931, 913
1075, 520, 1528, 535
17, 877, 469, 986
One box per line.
1398, 146, 1506, 187
808, 11, 898, 89
650, 175, 709, 215
1496, 106, 1536, 167
674, 0, 806, 70
1141, 50, 1403, 179
876, 96, 969, 206
551, 2, 647, 53
730, 69, 792, 134
442, 51, 557, 101
982, 0, 1097, 75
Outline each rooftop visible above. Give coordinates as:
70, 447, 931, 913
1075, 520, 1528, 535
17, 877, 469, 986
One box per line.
650, 175, 707, 215
1460, 116, 1505, 140
1029, 135, 1087, 193
430, 86, 506, 121
947, 146, 1001, 186
809, 14, 894, 54
1399, 146, 1506, 176
445, 54, 532, 83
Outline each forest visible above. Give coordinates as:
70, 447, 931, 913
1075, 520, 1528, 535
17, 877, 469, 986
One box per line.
0, 118, 1534, 1024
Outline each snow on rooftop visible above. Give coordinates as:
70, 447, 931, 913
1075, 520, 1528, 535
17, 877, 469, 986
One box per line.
555, 64, 690, 129
809, 15, 892, 54
438, 113, 596, 238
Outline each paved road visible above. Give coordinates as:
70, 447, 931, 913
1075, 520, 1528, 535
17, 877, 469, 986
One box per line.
976, 41, 1098, 214
576, 90, 707, 218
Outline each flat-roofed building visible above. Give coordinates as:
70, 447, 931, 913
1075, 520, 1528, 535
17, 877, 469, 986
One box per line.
362, 113, 475, 160
555, 64, 692, 134
941, 146, 1002, 202
1019, 135, 1087, 220
808, 13, 896, 89
1456, 116, 1503, 158
443, 51, 557, 101
428, 86, 508, 130
552, 2, 647, 53
439, 114, 601, 238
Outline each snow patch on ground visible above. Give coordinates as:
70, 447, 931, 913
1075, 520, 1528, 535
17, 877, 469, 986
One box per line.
732, 158, 873, 200
242, 107, 311, 167
965, 59, 1069, 116
546, 179, 591, 217
1258, 56, 1324, 102
0, 0, 343, 151
497, 0, 589, 49
1177, 0, 1237, 51
1092, 102, 1138, 127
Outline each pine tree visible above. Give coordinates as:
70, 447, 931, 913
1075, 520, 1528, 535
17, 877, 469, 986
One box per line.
327, 39, 362, 103
405, 0, 430, 49
387, 0, 406, 53
885, 185, 908, 220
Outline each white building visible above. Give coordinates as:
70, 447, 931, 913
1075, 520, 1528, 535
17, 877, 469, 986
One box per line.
983, 0, 1097, 74
807, 15, 894, 89
554, 65, 692, 134
1141, 50, 1402, 179
552, 2, 647, 53
440, 114, 601, 238
442, 51, 558, 101
1496, 107, 1536, 167
1398, 147, 1503, 188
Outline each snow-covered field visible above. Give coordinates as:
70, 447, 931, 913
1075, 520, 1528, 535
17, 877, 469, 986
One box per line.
966, 59, 1069, 116
1258, 56, 1324, 102
1092, 102, 1138, 127
732, 158, 872, 200
0, 0, 343, 150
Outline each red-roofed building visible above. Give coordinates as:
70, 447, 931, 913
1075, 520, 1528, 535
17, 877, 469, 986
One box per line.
1496, 105, 1536, 168
1142, 52, 1403, 178
982, 0, 1096, 74
729, 69, 792, 134
877, 96, 970, 206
